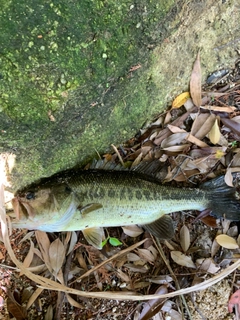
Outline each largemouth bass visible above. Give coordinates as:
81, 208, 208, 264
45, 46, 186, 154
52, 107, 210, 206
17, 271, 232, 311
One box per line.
10, 161, 240, 248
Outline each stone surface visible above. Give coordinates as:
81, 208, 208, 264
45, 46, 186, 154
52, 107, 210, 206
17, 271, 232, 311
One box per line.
0, 0, 240, 190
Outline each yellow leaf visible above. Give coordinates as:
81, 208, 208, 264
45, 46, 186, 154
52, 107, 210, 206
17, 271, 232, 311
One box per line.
215, 234, 239, 249
172, 92, 190, 109
208, 119, 220, 144
215, 149, 225, 159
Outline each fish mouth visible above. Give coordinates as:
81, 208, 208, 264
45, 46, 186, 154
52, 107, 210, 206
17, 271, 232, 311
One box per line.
11, 197, 35, 220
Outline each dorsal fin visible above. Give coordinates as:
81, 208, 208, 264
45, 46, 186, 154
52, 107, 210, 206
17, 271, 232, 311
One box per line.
89, 159, 166, 181
89, 159, 126, 171
131, 159, 166, 179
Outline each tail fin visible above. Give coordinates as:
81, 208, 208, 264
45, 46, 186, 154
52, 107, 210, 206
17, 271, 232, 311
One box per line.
200, 173, 240, 221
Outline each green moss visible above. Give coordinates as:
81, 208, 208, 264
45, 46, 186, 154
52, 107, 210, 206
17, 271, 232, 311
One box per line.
0, 0, 178, 189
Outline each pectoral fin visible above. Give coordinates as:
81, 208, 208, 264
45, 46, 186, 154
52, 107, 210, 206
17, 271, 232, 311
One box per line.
78, 203, 103, 215
142, 215, 174, 240
82, 227, 104, 249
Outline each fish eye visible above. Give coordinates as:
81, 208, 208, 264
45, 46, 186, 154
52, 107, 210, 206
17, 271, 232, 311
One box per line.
25, 192, 35, 200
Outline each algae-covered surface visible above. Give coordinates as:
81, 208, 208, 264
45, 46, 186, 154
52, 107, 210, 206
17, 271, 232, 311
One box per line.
0, 0, 177, 189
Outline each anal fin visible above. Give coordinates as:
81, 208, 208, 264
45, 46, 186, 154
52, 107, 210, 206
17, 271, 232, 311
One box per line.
142, 215, 174, 240
82, 227, 104, 249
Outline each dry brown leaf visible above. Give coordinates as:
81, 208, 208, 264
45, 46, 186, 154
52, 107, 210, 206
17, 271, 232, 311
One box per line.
21, 287, 34, 304
76, 252, 88, 271
162, 144, 190, 152
122, 225, 143, 237
190, 51, 202, 107
225, 168, 234, 187
186, 133, 208, 148
163, 111, 172, 125
189, 146, 226, 159
20, 240, 35, 276
221, 117, 240, 136
131, 152, 143, 167
117, 269, 131, 283
66, 294, 84, 309
208, 118, 220, 144
56, 267, 65, 285
200, 105, 236, 113
148, 245, 158, 259
180, 225, 190, 253
168, 309, 183, 320
26, 287, 44, 310
124, 263, 148, 273
44, 305, 53, 320
129, 282, 150, 290
19, 231, 35, 244
190, 113, 216, 139
127, 253, 141, 262
161, 132, 188, 148
173, 169, 200, 181
139, 285, 168, 320
197, 258, 220, 274
21, 264, 47, 274
67, 231, 78, 255
6, 290, 27, 320
222, 219, 231, 234
137, 248, 156, 263
147, 275, 173, 284
170, 251, 196, 268
231, 152, 240, 167
154, 106, 197, 145
167, 124, 186, 134
215, 234, 239, 249
49, 238, 65, 276
63, 231, 72, 247
164, 240, 180, 251
35, 231, 51, 271
184, 98, 194, 110
0, 250, 4, 260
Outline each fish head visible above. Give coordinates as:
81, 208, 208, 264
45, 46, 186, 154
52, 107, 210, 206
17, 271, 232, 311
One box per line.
11, 183, 76, 230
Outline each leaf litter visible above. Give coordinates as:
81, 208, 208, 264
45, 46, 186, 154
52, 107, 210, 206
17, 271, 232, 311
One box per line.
1, 53, 240, 319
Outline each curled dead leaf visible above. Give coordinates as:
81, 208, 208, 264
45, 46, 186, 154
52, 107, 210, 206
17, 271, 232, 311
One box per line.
180, 225, 190, 253
190, 51, 202, 107
170, 251, 196, 268
200, 105, 236, 113
49, 238, 65, 276
161, 132, 188, 148
191, 113, 216, 140
224, 169, 234, 187
208, 118, 220, 144
139, 285, 168, 320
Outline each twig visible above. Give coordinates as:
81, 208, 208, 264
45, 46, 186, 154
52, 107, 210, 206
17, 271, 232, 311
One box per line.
70, 239, 147, 285
111, 144, 124, 166
55, 232, 80, 320
152, 236, 193, 320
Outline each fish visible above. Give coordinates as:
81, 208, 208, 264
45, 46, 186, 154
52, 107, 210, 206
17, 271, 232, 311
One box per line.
10, 160, 240, 249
